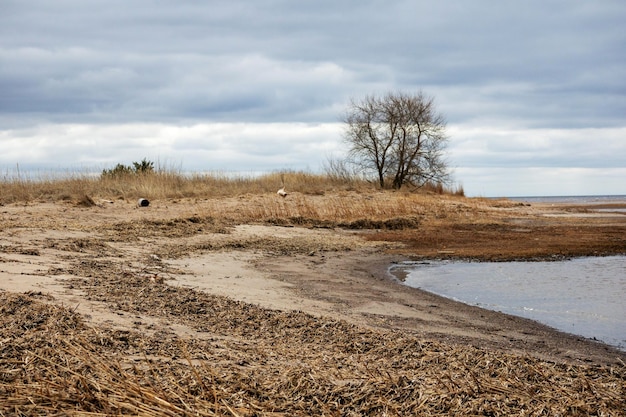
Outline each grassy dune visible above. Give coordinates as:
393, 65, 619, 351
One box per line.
0, 169, 464, 204
2, 169, 624, 416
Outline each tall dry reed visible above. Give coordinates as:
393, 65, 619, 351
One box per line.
0, 169, 463, 204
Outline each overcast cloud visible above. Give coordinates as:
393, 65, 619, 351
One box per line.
1, 0, 624, 196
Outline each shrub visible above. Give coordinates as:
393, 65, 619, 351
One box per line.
101, 163, 134, 178
101, 159, 154, 178
132, 158, 155, 174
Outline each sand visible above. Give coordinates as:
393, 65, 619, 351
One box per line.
2, 196, 624, 364
1, 194, 625, 414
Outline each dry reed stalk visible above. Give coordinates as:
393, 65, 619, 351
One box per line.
3, 275, 624, 416
0, 168, 467, 205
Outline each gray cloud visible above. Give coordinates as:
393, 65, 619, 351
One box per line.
3, 1, 624, 124
1, 0, 625, 196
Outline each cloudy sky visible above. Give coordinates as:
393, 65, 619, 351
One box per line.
1, 1, 624, 197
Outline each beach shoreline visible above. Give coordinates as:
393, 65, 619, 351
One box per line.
1, 195, 624, 364
1, 193, 625, 414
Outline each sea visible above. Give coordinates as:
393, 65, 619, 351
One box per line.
400, 195, 626, 351
507, 194, 626, 212
507, 195, 626, 204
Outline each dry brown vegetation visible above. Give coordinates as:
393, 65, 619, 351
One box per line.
0, 169, 462, 205
1, 171, 625, 415
2, 289, 624, 416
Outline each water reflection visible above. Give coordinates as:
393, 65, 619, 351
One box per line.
395, 256, 626, 351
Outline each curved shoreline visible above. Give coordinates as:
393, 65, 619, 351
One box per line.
1, 196, 625, 414
388, 255, 626, 352
241, 244, 625, 367
0, 197, 624, 367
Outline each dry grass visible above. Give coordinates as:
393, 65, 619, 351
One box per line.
0, 169, 477, 233
2, 289, 624, 416
0, 170, 355, 204
230, 192, 433, 226
0, 169, 463, 205
7, 169, 623, 415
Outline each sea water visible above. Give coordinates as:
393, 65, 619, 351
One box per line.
507, 195, 626, 204
508, 194, 626, 213
401, 256, 626, 350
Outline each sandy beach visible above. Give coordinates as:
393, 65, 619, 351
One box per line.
1, 192, 625, 414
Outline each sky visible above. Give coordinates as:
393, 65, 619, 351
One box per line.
1, 1, 625, 197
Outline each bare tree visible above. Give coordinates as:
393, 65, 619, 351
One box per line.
342, 91, 449, 189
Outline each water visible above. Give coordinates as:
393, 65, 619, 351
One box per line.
507, 195, 626, 213
507, 195, 626, 204
400, 256, 626, 350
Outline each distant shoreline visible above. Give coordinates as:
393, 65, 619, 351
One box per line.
505, 194, 626, 203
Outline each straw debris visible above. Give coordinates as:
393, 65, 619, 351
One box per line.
2, 282, 623, 415
1, 188, 625, 415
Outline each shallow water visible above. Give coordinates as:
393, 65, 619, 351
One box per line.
400, 256, 626, 351
507, 195, 626, 204
508, 195, 626, 213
